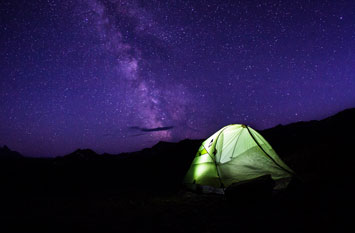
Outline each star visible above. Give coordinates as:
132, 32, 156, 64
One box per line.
0, 0, 354, 156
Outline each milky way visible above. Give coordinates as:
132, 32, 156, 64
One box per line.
1, 0, 355, 156
86, 0, 192, 139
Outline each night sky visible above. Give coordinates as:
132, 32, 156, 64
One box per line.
1, 0, 354, 157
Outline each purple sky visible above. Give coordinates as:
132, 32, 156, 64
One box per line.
1, 0, 355, 157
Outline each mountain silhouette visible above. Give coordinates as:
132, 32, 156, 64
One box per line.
1, 108, 354, 233
0, 145, 22, 159
63, 148, 101, 160
1, 108, 354, 181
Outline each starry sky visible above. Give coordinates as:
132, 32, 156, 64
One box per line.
1, 0, 354, 157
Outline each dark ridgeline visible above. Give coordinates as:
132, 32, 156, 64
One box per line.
1, 108, 354, 233
261, 108, 355, 182
0, 139, 203, 196
0, 145, 22, 159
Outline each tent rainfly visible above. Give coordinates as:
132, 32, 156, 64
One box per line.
184, 124, 294, 192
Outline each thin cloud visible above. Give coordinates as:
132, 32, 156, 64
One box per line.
129, 126, 174, 132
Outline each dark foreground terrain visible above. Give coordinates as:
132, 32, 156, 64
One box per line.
1, 109, 355, 233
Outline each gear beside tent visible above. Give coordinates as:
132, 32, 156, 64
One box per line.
184, 124, 295, 193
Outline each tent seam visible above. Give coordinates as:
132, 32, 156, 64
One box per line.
246, 126, 295, 176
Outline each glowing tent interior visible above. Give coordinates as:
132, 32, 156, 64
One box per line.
184, 124, 294, 192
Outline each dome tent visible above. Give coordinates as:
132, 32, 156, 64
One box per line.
184, 124, 294, 193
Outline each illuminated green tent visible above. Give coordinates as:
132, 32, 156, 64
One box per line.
184, 124, 294, 192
